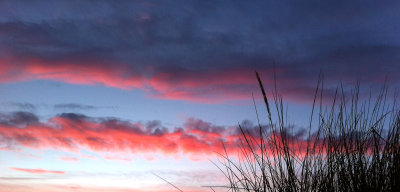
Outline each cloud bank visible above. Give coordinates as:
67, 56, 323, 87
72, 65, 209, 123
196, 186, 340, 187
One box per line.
0, 112, 242, 156
0, 1, 399, 103
0, 111, 311, 159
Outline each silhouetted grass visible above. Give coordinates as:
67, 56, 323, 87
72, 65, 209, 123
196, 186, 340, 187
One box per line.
210, 72, 400, 191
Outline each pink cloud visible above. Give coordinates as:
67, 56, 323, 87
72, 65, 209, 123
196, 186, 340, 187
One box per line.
0, 113, 242, 159
9, 167, 65, 174
0, 55, 322, 103
0, 112, 315, 161
104, 155, 133, 162
59, 156, 79, 162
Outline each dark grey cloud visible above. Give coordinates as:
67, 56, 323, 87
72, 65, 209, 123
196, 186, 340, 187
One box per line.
0, 111, 39, 126
184, 117, 226, 134
0, 0, 399, 102
53, 103, 115, 111
57, 113, 88, 122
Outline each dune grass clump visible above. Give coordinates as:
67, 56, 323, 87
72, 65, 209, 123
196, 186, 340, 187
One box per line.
211, 72, 400, 192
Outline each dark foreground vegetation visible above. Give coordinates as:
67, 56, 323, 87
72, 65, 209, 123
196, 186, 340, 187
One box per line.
210, 73, 400, 192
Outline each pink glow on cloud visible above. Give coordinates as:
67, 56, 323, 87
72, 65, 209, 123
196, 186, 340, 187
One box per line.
23, 58, 144, 89
0, 115, 239, 159
59, 156, 79, 162
0, 112, 315, 161
80, 154, 98, 160
104, 155, 133, 162
9, 167, 65, 174
0, 56, 144, 89
0, 55, 320, 103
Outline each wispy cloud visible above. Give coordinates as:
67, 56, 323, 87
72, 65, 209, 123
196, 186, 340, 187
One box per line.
4, 102, 36, 111
0, 176, 40, 180
59, 156, 79, 162
9, 167, 65, 174
54, 103, 96, 111
53, 103, 115, 112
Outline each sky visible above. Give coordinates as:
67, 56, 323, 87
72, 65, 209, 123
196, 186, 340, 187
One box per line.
0, 0, 399, 191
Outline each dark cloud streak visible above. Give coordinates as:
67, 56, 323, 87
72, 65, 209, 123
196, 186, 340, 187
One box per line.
5, 102, 36, 111
54, 103, 97, 111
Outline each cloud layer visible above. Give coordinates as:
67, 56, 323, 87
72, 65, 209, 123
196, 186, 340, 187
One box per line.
0, 111, 312, 160
0, 1, 399, 103
0, 112, 243, 156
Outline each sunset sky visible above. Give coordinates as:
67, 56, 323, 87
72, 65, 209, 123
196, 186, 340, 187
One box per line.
0, 1, 399, 191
